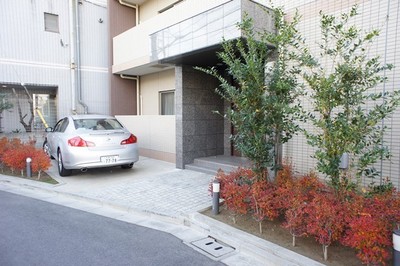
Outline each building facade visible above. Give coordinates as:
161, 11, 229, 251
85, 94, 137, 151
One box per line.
3, 0, 397, 188
110, 0, 274, 165
0, 0, 109, 133
110, 0, 400, 189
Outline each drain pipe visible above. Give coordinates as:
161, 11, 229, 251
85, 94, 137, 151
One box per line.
118, 0, 139, 25
120, 74, 141, 115
69, 0, 77, 113
74, 0, 88, 114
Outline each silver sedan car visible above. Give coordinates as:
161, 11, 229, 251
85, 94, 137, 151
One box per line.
43, 114, 139, 176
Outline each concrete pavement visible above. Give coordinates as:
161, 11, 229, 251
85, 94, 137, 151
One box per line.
0, 156, 325, 266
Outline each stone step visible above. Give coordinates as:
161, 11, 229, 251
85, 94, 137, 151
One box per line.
185, 156, 252, 175
185, 164, 219, 176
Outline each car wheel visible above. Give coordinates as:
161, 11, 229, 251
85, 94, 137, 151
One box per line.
57, 149, 72, 177
121, 163, 134, 169
43, 141, 54, 159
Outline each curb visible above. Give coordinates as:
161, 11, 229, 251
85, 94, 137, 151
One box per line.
0, 175, 325, 266
186, 213, 325, 266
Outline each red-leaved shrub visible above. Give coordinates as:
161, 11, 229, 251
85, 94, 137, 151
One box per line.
281, 173, 325, 247
305, 189, 347, 261
250, 179, 278, 234
216, 168, 255, 223
0, 137, 51, 178
341, 189, 400, 265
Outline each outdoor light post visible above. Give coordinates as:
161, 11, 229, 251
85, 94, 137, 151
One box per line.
26, 157, 32, 178
212, 179, 220, 215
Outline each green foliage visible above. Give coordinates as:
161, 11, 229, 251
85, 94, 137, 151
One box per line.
196, 7, 304, 179
301, 6, 400, 188
0, 93, 13, 113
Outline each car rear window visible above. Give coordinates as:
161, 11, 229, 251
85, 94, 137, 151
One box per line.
73, 119, 124, 130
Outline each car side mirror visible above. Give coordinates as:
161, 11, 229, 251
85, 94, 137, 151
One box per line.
45, 127, 53, 132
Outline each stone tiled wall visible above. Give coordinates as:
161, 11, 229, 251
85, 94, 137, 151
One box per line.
175, 65, 224, 168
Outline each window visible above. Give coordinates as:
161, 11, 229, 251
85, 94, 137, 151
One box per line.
160, 90, 175, 115
73, 119, 124, 131
44, 13, 59, 33
54, 118, 68, 132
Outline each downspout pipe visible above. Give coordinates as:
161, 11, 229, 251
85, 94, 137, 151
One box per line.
74, 0, 88, 114
120, 74, 140, 115
69, 0, 77, 113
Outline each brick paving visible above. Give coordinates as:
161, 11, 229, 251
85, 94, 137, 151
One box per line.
82, 169, 213, 217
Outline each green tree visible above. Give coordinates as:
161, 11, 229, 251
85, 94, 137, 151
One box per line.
196, 7, 304, 180
302, 6, 400, 189
0, 93, 13, 114
0, 93, 13, 133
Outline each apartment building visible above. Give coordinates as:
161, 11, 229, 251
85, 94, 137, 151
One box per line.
110, 0, 399, 188
110, 0, 274, 167
0, 0, 109, 133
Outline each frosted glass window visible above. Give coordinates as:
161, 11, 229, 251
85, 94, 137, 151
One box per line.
160, 91, 175, 115
44, 13, 59, 33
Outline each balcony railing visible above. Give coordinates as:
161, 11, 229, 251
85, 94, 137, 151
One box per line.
149, 0, 241, 62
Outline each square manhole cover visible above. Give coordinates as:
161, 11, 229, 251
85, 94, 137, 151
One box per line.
191, 237, 235, 258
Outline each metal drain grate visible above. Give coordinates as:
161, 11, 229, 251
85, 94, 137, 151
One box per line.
191, 237, 235, 258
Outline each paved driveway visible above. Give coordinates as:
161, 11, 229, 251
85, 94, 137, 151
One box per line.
46, 156, 215, 217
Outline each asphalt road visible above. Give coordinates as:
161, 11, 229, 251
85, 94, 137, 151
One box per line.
0, 191, 225, 266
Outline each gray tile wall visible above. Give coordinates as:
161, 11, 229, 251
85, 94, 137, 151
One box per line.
176, 65, 224, 168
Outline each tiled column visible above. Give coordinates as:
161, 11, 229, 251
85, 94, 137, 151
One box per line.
175, 65, 224, 169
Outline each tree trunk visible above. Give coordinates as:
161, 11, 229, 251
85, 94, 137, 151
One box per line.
273, 131, 282, 179
12, 88, 34, 132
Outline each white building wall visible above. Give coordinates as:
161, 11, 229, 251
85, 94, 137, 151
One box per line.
139, 0, 181, 23
116, 115, 176, 163
140, 69, 175, 115
79, 0, 109, 115
0, 0, 108, 132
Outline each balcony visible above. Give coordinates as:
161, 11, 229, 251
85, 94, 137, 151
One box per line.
112, 0, 274, 76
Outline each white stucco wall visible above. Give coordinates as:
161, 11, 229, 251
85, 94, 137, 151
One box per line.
116, 115, 176, 162
140, 69, 175, 115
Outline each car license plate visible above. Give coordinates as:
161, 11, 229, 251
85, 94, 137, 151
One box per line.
101, 155, 119, 164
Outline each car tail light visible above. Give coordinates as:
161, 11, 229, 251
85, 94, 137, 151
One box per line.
68, 136, 95, 147
121, 134, 137, 145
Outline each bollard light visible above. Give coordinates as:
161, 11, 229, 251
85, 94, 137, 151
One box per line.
212, 179, 220, 215
26, 157, 32, 178
213, 180, 220, 193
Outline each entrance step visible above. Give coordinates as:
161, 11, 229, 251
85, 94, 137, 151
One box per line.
185, 155, 252, 175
